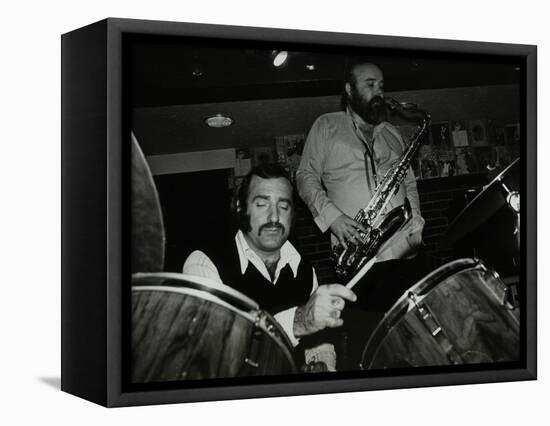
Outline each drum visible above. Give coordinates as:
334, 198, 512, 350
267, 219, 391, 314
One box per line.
361, 258, 520, 369
131, 132, 165, 273
131, 273, 296, 383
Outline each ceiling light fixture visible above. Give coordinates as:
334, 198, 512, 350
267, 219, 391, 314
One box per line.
204, 114, 234, 128
272, 50, 289, 67
192, 63, 204, 77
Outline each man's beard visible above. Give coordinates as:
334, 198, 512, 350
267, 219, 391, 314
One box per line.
348, 90, 388, 125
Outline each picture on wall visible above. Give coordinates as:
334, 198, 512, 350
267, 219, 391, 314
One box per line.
430, 121, 452, 149
468, 119, 489, 147
455, 147, 478, 174
275, 133, 306, 181
451, 120, 469, 147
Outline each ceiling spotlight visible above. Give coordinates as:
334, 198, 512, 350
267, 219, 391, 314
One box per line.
204, 114, 234, 128
192, 62, 204, 78
272, 50, 289, 67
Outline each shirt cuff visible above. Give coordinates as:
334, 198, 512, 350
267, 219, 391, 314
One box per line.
314, 204, 343, 233
274, 306, 300, 347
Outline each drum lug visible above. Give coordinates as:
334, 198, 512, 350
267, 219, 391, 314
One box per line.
408, 293, 441, 336
244, 358, 259, 368
408, 292, 464, 365
482, 267, 518, 309
477, 260, 488, 273
243, 311, 268, 371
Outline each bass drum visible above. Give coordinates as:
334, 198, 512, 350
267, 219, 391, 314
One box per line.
132, 273, 296, 383
361, 258, 520, 369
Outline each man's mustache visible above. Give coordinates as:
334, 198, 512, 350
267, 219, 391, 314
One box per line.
366, 95, 387, 115
368, 95, 386, 108
258, 222, 286, 235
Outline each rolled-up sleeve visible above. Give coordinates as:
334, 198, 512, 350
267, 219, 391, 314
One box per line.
182, 250, 223, 282
296, 118, 343, 233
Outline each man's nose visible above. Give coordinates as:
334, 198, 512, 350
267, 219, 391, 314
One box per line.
268, 205, 280, 222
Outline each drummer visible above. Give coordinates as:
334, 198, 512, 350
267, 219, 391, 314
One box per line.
183, 163, 356, 369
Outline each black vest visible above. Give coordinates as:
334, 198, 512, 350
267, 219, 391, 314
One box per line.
199, 234, 313, 316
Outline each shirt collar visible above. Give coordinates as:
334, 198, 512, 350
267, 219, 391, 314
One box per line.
235, 230, 301, 279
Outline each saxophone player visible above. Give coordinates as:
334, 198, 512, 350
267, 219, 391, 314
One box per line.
296, 61, 427, 366
297, 60, 424, 260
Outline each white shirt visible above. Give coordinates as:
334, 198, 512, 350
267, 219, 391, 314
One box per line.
182, 230, 318, 346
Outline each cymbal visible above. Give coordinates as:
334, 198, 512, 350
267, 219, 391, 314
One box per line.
445, 158, 520, 244
131, 132, 166, 272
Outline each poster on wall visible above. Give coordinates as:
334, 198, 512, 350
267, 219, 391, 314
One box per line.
234, 148, 252, 177
451, 120, 469, 147
430, 121, 452, 149
468, 119, 489, 146
275, 133, 306, 181
455, 147, 478, 174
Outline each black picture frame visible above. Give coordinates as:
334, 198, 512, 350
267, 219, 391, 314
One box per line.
61, 17, 537, 407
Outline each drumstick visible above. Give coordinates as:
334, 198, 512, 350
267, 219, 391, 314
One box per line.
346, 256, 377, 289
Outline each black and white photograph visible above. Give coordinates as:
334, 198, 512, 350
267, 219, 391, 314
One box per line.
125, 25, 530, 391
5, 0, 549, 424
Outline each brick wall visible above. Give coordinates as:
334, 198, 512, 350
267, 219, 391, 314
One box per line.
417, 173, 489, 265
291, 173, 489, 285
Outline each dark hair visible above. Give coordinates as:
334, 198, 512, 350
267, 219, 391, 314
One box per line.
236, 163, 295, 232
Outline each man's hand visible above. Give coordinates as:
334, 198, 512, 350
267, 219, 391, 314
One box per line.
329, 214, 366, 250
293, 284, 357, 337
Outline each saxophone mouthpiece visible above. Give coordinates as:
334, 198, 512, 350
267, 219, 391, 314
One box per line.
384, 97, 401, 111
386, 97, 427, 123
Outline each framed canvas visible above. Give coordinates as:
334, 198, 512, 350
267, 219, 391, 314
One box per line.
61, 18, 537, 407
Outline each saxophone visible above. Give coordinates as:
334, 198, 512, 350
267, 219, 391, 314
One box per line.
333, 98, 430, 281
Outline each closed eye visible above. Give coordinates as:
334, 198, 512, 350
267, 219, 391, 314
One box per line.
279, 202, 290, 210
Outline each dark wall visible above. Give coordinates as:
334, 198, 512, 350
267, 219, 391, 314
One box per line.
154, 170, 233, 272
134, 84, 520, 156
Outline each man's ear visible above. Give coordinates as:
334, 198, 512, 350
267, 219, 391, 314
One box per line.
345, 82, 352, 98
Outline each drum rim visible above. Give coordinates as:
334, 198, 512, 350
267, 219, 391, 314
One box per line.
133, 284, 260, 322
360, 257, 484, 369
408, 258, 480, 297
132, 272, 260, 311
132, 281, 298, 374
